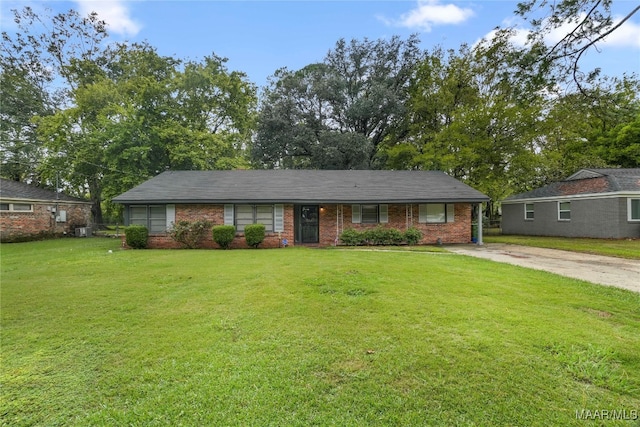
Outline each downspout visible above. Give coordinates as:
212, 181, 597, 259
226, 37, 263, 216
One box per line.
476, 202, 484, 245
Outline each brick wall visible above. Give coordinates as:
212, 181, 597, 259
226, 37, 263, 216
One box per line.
320, 204, 472, 246
0, 202, 92, 242
145, 204, 295, 249
137, 202, 473, 249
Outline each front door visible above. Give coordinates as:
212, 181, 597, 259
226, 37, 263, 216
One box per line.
295, 205, 319, 244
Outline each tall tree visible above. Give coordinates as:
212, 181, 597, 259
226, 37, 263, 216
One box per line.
385, 40, 547, 218
37, 42, 257, 224
513, 0, 640, 91
253, 36, 422, 169
0, 63, 51, 183
0, 6, 107, 183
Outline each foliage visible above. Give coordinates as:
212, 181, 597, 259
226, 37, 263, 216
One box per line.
340, 227, 419, 246
124, 225, 148, 249
253, 36, 422, 169
363, 226, 404, 246
212, 225, 236, 249
339, 228, 365, 246
512, 0, 640, 91
404, 227, 423, 246
244, 223, 266, 248
169, 219, 212, 249
2, 239, 639, 425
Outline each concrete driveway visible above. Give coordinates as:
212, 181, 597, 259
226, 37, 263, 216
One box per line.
446, 243, 640, 293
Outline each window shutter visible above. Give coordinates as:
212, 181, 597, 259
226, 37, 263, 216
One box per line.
166, 204, 176, 230
274, 204, 284, 232
352, 205, 361, 224
379, 204, 388, 223
224, 204, 234, 225
418, 204, 427, 223
446, 204, 455, 222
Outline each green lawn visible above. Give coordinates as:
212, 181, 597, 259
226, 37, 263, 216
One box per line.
484, 235, 640, 259
2, 238, 639, 426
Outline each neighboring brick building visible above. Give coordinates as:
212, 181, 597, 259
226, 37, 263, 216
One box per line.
0, 178, 93, 242
113, 170, 489, 249
502, 169, 640, 239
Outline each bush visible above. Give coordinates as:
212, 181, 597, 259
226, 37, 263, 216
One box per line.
213, 225, 236, 249
404, 227, 423, 246
340, 228, 363, 246
169, 220, 212, 249
125, 225, 148, 249
363, 226, 404, 246
244, 223, 265, 248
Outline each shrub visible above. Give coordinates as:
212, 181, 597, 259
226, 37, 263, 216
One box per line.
125, 225, 148, 249
404, 227, 423, 246
363, 226, 404, 246
340, 228, 363, 246
213, 225, 236, 249
385, 228, 405, 245
244, 223, 266, 248
169, 220, 213, 249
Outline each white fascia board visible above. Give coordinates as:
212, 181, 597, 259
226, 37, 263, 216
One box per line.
501, 191, 640, 204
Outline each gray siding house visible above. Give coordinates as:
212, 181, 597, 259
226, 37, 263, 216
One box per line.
501, 169, 640, 239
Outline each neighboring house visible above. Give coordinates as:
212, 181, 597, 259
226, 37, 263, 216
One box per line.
501, 168, 640, 239
113, 170, 489, 249
0, 178, 93, 242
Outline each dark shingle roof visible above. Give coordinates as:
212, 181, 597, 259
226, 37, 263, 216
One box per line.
112, 170, 489, 204
0, 178, 89, 203
504, 168, 640, 202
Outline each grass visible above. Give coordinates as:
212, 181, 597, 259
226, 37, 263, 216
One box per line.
485, 235, 640, 260
2, 238, 639, 426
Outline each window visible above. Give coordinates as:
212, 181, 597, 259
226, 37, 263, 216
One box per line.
351, 204, 388, 224
629, 198, 640, 221
418, 204, 455, 223
235, 205, 274, 232
525, 203, 534, 220
129, 205, 167, 234
0, 202, 33, 212
361, 205, 378, 224
558, 201, 571, 221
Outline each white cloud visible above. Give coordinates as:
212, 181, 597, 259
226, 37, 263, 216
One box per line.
75, 0, 141, 37
381, 0, 475, 32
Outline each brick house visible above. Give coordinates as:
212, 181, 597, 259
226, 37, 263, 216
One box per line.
113, 170, 489, 248
0, 178, 93, 242
501, 169, 640, 238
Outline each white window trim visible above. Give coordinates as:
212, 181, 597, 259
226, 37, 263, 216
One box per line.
628, 198, 640, 222
524, 203, 534, 220
418, 204, 455, 223
233, 204, 276, 232
558, 201, 571, 221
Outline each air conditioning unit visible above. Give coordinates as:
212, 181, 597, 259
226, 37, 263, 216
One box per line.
75, 227, 88, 237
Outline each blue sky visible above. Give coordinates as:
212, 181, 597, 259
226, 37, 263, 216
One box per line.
2, 0, 639, 88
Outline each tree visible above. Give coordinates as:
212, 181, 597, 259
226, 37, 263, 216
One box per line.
385, 40, 547, 219
36, 42, 257, 225
1, 6, 107, 184
535, 75, 640, 180
0, 63, 51, 183
513, 0, 640, 91
253, 36, 422, 169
